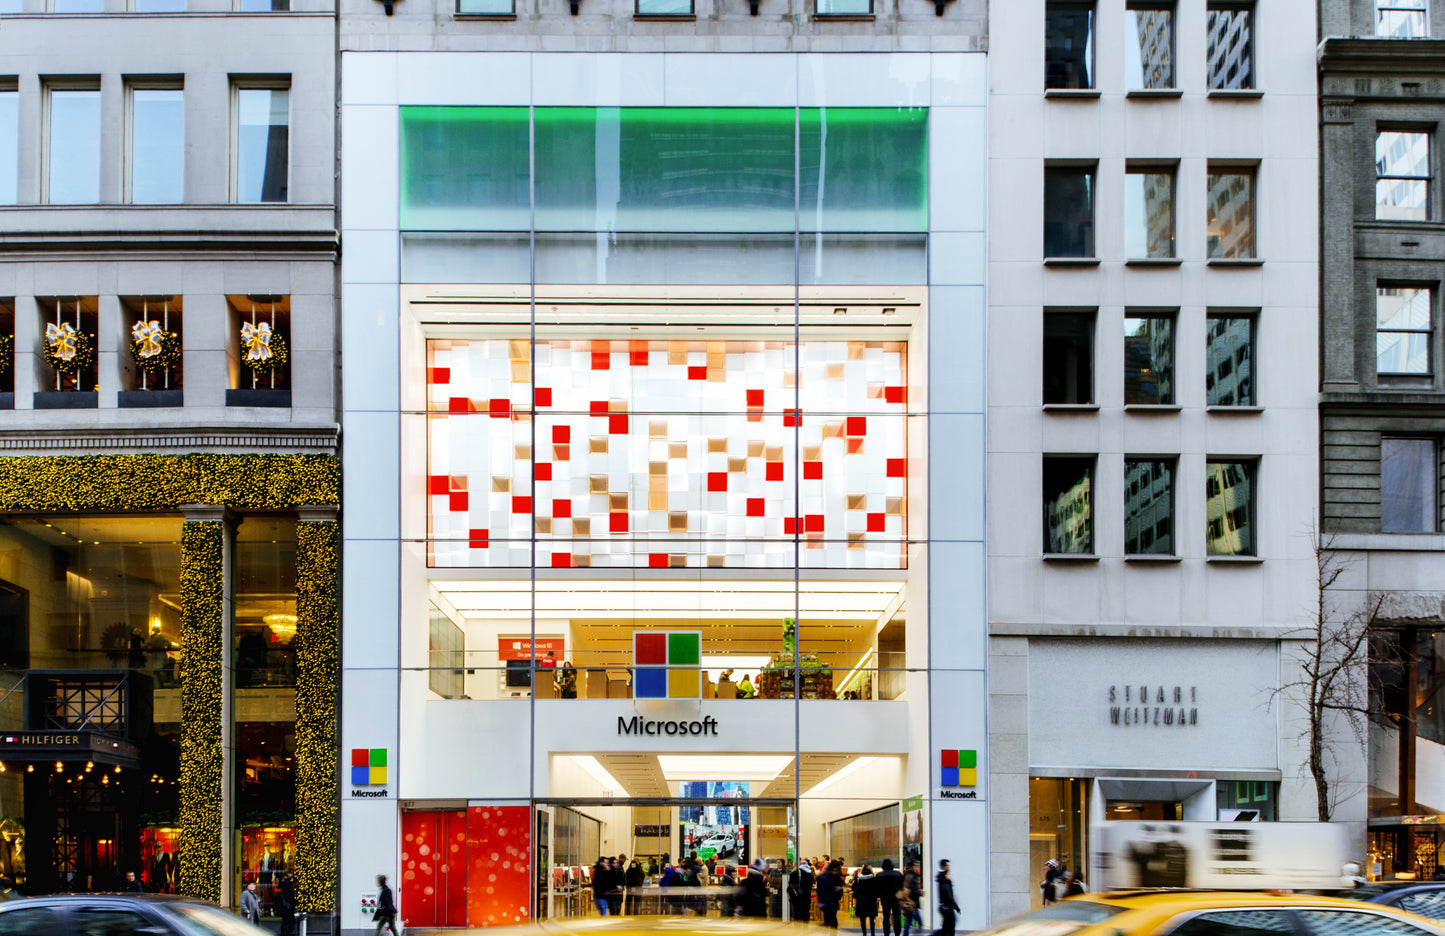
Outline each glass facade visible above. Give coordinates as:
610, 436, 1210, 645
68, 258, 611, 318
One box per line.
396, 103, 938, 923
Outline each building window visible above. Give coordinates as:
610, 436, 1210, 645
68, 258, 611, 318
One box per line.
1044, 456, 1094, 555
0, 82, 15, 205
1125, 3, 1175, 91
129, 85, 184, 204
1206, 459, 1255, 556
1205, 313, 1254, 406
1381, 438, 1438, 532
1125, 166, 1175, 259
1378, 0, 1428, 37
637, 0, 690, 14
134, 0, 185, 10
46, 85, 100, 205
1206, 167, 1256, 259
1046, 2, 1095, 90
816, 0, 869, 13
1206, 4, 1253, 90
1125, 459, 1174, 555
234, 84, 288, 204
1377, 286, 1432, 377
1043, 311, 1094, 405
1124, 313, 1174, 405
1044, 165, 1095, 258
238, 0, 288, 8
1376, 130, 1432, 221
457, 0, 509, 12
51, 0, 101, 11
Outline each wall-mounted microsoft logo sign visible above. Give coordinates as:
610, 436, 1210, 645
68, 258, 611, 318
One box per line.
351, 748, 388, 786
634, 631, 701, 699
940, 749, 976, 787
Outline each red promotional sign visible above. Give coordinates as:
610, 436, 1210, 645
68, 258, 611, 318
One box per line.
497, 637, 564, 661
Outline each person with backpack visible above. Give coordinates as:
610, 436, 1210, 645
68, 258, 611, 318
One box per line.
899, 861, 923, 936
935, 860, 960, 936
875, 858, 904, 936
787, 859, 814, 923
853, 863, 879, 936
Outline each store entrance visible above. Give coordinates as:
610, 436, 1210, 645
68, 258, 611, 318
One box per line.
535, 795, 797, 922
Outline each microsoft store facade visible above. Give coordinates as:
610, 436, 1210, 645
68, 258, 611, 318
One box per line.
338, 52, 986, 935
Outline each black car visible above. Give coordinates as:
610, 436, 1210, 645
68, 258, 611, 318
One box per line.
0, 893, 260, 935
1343, 882, 1445, 923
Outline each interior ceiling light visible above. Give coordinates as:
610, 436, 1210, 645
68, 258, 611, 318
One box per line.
264, 612, 298, 639
807, 756, 881, 796
657, 755, 795, 782
569, 755, 625, 795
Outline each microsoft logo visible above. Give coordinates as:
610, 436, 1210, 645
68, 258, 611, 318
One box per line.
940, 749, 976, 787
351, 748, 388, 786
633, 631, 701, 699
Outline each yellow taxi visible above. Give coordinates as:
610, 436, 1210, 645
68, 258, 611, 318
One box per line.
972, 891, 1445, 936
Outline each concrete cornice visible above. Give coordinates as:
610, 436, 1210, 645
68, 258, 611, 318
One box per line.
1319, 36, 1445, 74
0, 426, 339, 453
988, 622, 1298, 640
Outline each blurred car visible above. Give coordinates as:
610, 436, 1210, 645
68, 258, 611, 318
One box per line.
0, 893, 261, 935
974, 890, 1445, 936
1343, 882, 1445, 923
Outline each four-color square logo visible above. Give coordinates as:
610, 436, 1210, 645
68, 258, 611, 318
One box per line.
634, 631, 701, 699
351, 748, 387, 786
940, 749, 977, 787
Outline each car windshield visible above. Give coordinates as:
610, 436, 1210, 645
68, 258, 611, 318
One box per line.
171, 904, 269, 936
972, 902, 1128, 936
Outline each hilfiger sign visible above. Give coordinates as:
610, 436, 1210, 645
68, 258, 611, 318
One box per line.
351, 748, 389, 798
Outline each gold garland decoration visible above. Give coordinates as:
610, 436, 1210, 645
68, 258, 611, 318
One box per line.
130, 321, 182, 377
0, 335, 11, 377
178, 522, 224, 904
0, 454, 339, 511
43, 323, 95, 377
242, 322, 288, 375
295, 521, 339, 913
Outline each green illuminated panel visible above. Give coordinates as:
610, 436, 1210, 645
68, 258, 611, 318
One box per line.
400, 106, 530, 231
399, 106, 928, 234
534, 107, 797, 233
800, 108, 928, 232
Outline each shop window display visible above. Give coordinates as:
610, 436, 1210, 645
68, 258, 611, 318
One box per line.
426, 338, 908, 570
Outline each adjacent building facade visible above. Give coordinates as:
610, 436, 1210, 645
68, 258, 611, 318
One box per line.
1320, 0, 1445, 881
987, 0, 1340, 917
338, 0, 988, 928
0, 0, 340, 919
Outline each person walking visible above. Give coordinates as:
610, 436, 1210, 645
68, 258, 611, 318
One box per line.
899, 861, 923, 936
240, 882, 263, 927
277, 872, 297, 936
1040, 859, 1062, 905
853, 863, 879, 936
743, 858, 769, 917
787, 859, 814, 923
718, 862, 739, 918
875, 859, 904, 936
593, 857, 613, 916
817, 861, 844, 929
936, 860, 960, 936
625, 858, 645, 915
373, 875, 398, 936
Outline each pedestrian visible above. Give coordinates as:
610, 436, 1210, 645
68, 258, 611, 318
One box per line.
122, 870, 145, 893
277, 872, 297, 936
787, 858, 814, 923
373, 875, 398, 936
608, 857, 624, 916
718, 862, 739, 917
626, 858, 645, 914
743, 858, 769, 917
853, 863, 878, 936
817, 861, 844, 929
876, 858, 904, 936
241, 882, 263, 926
593, 857, 612, 916
936, 860, 960, 936
1040, 859, 1062, 905
900, 861, 923, 936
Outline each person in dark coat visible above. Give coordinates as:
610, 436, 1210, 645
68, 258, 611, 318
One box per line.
276, 872, 297, 936
875, 858, 904, 936
625, 859, 645, 915
787, 859, 815, 923
900, 862, 923, 936
1040, 859, 1063, 904
121, 871, 145, 893
742, 859, 769, 917
853, 863, 879, 936
593, 858, 612, 916
718, 862, 739, 917
374, 875, 397, 936
817, 861, 844, 929
936, 860, 960, 936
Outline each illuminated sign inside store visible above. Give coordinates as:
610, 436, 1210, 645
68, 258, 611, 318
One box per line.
351, 748, 389, 797
634, 631, 701, 699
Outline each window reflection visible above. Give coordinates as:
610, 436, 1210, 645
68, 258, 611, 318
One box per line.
1044, 167, 1094, 258
1207, 169, 1255, 259
1377, 286, 1432, 377
1124, 171, 1174, 259
1043, 457, 1093, 554
1046, 4, 1095, 90
130, 88, 184, 204
1381, 438, 1438, 533
1124, 314, 1173, 405
235, 87, 288, 203
1206, 8, 1253, 90
1125, 6, 1174, 90
1205, 314, 1253, 406
1124, 459, 1173, 555
1205, 460, 1254, 556
0, 90, 15, 205
1377, 131, 1432, 222
47, 89, 100, 205
1044, 312, 1094, 405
